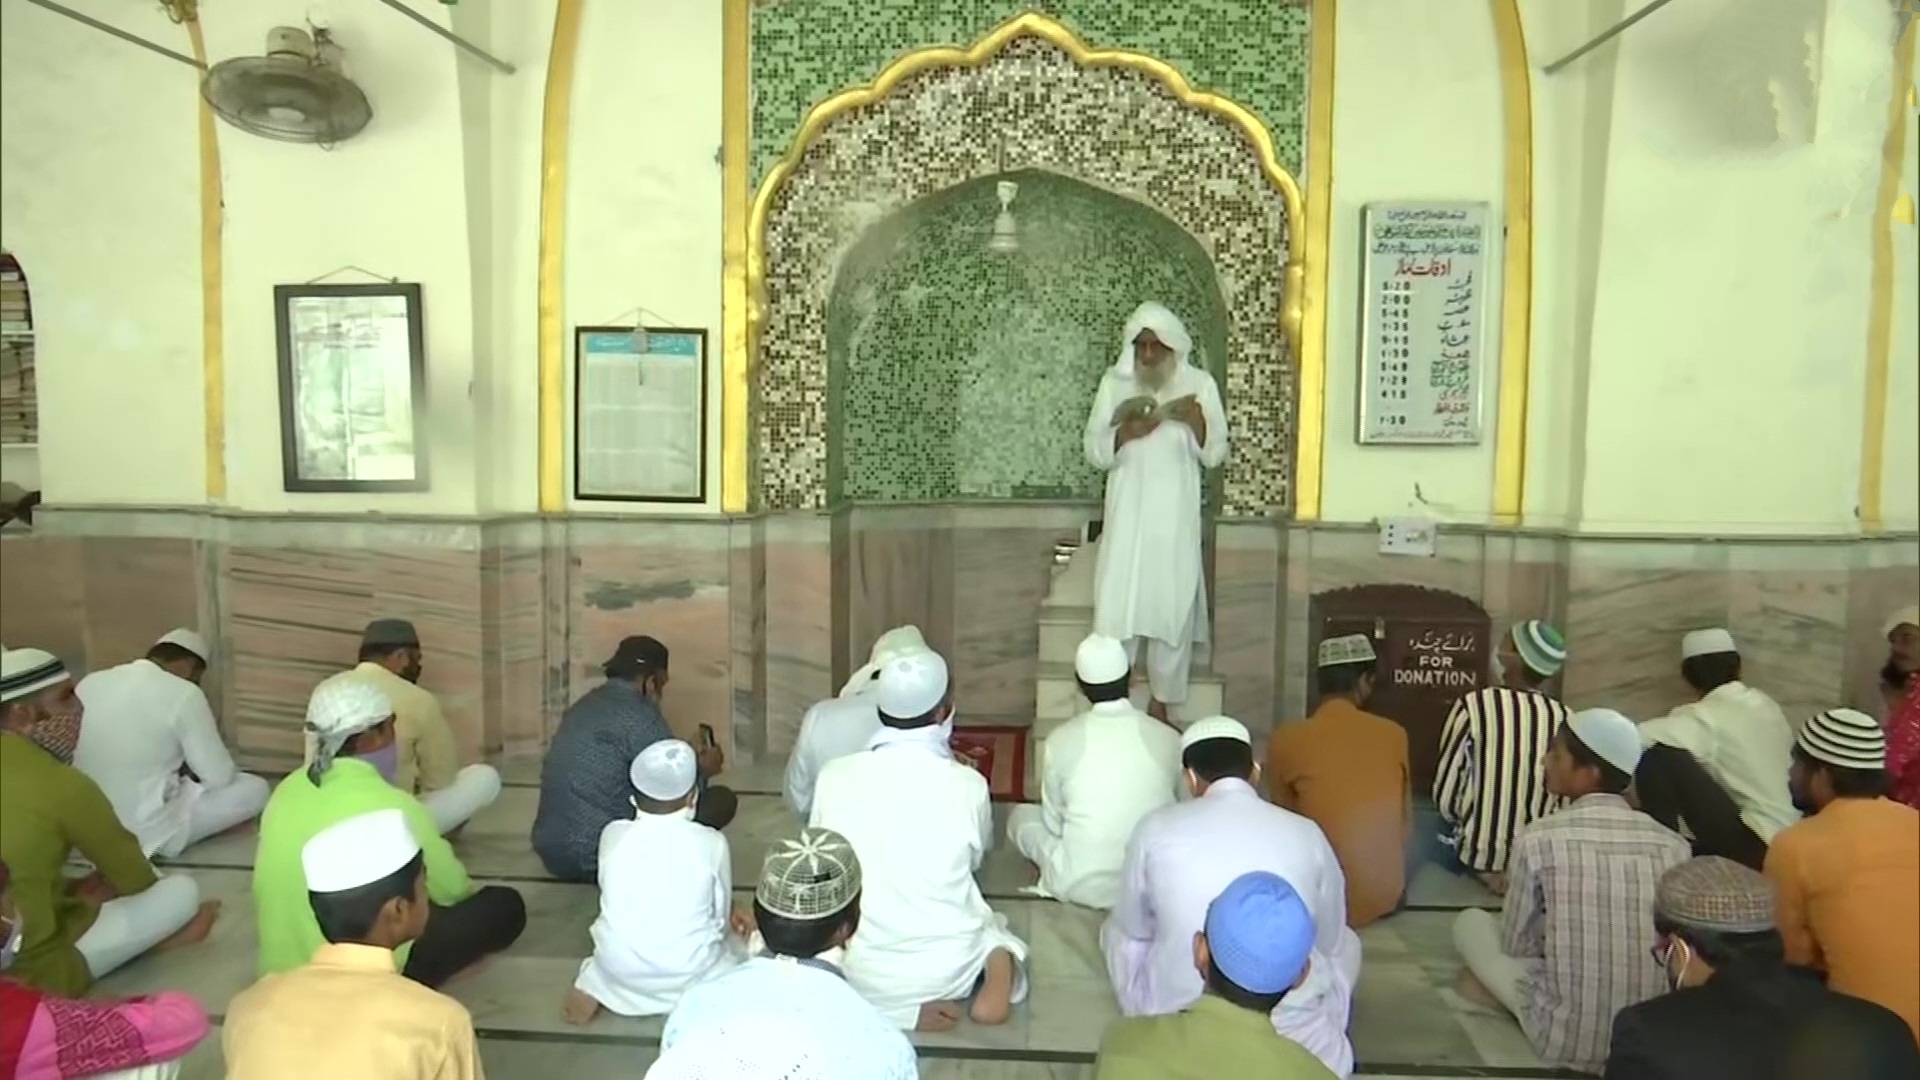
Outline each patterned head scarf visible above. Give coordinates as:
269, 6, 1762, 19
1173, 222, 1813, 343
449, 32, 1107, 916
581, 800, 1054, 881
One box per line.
304, 674, 394, 784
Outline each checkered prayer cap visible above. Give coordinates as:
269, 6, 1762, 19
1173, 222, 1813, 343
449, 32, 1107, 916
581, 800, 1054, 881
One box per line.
1655, 856, 1776, 934
756, 827, 861, 920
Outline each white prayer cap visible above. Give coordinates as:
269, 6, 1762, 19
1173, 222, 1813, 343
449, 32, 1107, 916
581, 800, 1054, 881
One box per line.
301, 808, 420, 894
876, 651, 949, 720
1566, 708, 1644, 776
0, 647, 70, 704
631, 739, 697, 800
1317, 634, 1376, 668
1180, 715, 1251, 753
305, 673, 394, 738
1074, 633, 1130, 684
838, 625, 931, 697
1886, 605, 1920, 638
155, 628, 211, 661
1680, 629, 1738, 660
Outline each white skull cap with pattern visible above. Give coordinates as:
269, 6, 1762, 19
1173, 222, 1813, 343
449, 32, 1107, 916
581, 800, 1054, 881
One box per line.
1179, 715, 1251, 753
304, 673, 394, 738
875, 651, 949, 720
156, 628, 211, 662
1316, 634, 1377, 668
757, 827, 862, 921
631, 739, 697, 800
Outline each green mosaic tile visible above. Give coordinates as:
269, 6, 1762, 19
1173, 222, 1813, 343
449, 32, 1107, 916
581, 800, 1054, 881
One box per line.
828, 171, 1228, 503
750, 1, 1313, 188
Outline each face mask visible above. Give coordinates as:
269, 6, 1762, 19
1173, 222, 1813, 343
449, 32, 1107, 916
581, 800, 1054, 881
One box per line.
356, 742, 401, 785
1, 916, 21, 970
1655, 938, 1691, 991
26, 700, 83, 765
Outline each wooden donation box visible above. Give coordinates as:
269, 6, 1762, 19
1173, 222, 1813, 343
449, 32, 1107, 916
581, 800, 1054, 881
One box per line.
1309, 585, 1493, 786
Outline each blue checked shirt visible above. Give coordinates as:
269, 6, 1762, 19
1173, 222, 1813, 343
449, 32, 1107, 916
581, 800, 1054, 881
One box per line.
532, 679, 673, 877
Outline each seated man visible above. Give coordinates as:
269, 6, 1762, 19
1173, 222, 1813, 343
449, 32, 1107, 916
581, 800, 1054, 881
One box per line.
810, 650, 1030, 1030
344, 619, 501, 835
1607, 855, 1920, 1080
1008, 633, 1180, 910
533, 635, 736, 882
0, 648, 218, 995
1633, 628, 1797, 870
785, 625, 933, 820
1765, 707, 1919, 1039
74, 628, 272, 857
1096, 872, 1338, 1080
566, 740, 743, 1023
225, 809, 484, 1079
1104, 716, 1361, 1078
1452, 708, 1689, 1074
1265, 634, 1411, 927
657, 827, 918, 1080
1433, 620, 1571, 893
255, 676, 526, 986
1, 856, 212, 1080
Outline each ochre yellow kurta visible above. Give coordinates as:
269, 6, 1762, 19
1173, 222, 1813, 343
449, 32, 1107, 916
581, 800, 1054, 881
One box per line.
1265, 698, 1412, 927
340, 662, 459, 795
224, 943, 484, 1080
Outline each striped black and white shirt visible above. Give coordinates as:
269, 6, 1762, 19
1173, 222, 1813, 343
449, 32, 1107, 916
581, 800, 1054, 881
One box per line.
1432, 685, 1571, 873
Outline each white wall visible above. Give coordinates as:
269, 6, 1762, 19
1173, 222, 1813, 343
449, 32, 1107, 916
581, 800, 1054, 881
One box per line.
1319, 0, 1508, 526
0, 0, 205, 506
562, 1, 725, 512
1881, 42, 1919, 532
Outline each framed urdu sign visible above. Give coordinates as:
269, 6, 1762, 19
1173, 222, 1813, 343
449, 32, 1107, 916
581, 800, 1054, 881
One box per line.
572, 326, 709, 504
1356, 201, 1490, 445
274, 283, 429, 492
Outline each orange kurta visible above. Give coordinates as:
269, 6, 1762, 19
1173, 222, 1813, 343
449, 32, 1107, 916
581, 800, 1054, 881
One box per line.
1764, 796, 1920, 1039
1265, 698, 1412, 927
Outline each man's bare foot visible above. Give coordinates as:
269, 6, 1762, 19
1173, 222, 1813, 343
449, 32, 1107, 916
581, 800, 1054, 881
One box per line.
1455, 968, 1503, 1011
154, 901, 222, 952
1478, 871, 1509, 897
562, 988, 603, 1026
969, 949, 1017, 1025
915, 1001, 962, 1032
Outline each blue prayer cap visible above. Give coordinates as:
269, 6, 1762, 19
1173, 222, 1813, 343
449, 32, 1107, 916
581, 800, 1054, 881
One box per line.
1203, 871, 1314, 995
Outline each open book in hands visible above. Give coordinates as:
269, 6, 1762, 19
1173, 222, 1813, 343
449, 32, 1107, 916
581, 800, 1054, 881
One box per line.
1112, 395, 1163, 427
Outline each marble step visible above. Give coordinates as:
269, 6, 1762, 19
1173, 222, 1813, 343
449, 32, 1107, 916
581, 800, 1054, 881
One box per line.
1038, 603, 1210, 669
1033, 660, 1223, 736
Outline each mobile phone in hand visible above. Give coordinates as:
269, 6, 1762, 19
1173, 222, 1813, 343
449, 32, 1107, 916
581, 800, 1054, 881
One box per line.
697, 723, 717, 750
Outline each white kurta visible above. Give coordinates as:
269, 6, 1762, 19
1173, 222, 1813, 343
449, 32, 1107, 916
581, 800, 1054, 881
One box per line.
1009, 699, 1182, 909
1083, 306, 1228, 654
576, 811, 741, 1017
810, 744, 1030, 1029
783, 690, 884, 820
1637, 680, 1800, 842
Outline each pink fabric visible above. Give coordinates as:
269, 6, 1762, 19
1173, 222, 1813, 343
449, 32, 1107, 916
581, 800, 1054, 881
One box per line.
1887, 678, 1920, 812
4, 982, 207, 1080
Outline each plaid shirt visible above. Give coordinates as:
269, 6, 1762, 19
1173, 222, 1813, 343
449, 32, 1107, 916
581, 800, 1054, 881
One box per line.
1500, 793, 1689, 1073
531, 680, 673, 875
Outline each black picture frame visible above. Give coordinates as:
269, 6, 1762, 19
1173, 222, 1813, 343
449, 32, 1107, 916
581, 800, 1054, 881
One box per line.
572, 325, 709, 505
273, 282, 429, 493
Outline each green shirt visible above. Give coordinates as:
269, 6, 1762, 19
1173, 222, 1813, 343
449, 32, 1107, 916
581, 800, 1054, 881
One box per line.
0, 732, 159, 994
254, 758, 474, 976
1094, 994, 1339, 1080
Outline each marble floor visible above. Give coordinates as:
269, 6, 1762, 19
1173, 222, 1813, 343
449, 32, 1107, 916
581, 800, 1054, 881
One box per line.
112, 762, 1583, 1079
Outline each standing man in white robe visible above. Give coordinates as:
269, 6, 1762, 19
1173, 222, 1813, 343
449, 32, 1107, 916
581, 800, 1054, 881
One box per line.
784, 625, 936, 820
1083, 302, 1229, 725
1008, 632, 1181, 909
74, 629, 272, 857
810, 650, 1030, 1031
1102, 716, 1361, 1078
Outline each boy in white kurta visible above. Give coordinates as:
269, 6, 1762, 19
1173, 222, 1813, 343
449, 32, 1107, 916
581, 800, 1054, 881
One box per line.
810, 650, 1030, 1030
1082, 302, 1228, 724
565, 740, 743, 1022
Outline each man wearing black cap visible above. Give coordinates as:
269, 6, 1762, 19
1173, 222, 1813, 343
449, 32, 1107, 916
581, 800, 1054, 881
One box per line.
532, 636, 737, 882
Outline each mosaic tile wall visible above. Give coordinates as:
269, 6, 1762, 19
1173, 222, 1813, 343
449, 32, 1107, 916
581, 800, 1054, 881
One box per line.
749, 1, 1313, 186
756, 36, 1295, 514
827, 170, 1229, 502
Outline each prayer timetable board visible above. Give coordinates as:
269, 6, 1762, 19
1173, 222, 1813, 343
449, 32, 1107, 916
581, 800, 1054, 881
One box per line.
1357, 201, 1490, 445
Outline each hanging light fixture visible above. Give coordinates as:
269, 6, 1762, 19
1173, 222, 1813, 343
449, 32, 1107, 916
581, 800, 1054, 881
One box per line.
988, 179, 1020, 253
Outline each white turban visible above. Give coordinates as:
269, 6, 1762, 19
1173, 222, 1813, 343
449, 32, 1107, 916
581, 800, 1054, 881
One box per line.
1113, 301, 1194, 377
304, 673, 394, 782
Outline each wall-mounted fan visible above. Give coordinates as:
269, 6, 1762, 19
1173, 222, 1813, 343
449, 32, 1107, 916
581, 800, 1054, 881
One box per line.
202, 25, 372, 147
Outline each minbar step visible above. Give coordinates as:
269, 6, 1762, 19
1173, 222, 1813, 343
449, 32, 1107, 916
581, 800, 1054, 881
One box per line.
1033, 661, 1224, 742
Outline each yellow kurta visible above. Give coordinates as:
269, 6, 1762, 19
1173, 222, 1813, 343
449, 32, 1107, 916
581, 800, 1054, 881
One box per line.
223, 943, 484, 1080
339, 663, 459, 795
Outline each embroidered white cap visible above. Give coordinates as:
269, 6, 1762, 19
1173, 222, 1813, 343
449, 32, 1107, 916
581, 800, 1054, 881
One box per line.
876, 651, 950, 720
301, 808, 420, 894
1179, 715, 1251, 753
1074, 633, 1131, 684
1316, 634, 1377, 668
155, 628, 211, 662
631, 738, 698, 800
1680, 628, 1738, 660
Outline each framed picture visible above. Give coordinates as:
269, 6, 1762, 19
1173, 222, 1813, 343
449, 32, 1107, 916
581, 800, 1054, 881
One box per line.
273, 283, 429, 493
572, 326, 709, 504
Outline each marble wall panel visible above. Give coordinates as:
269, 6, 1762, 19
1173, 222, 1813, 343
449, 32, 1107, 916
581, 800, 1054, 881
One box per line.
1724, 546, 1850, 721
370, 548, 485, 763
728, 519, 768, 763
949, 523, 1059, 723
0, 534, 87, 668
836, 512, 958, 689
481, 538, 548, 757
1214, 520, 1284, 731
763, 515, 833, 755
1559, 543, 1732, 718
